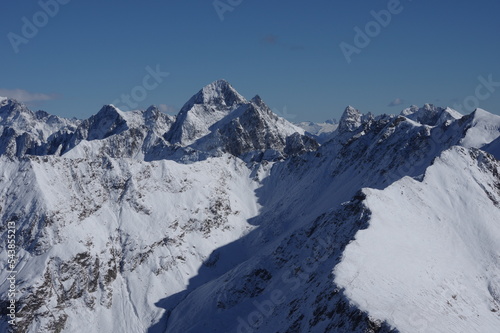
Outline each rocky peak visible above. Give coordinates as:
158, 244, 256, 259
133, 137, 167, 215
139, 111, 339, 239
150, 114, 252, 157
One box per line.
338, 105, 362, 132
250, 94, 266, 108
86, 105, 128, 140
0, 98, 34, 124
184, 79, 247, 110
166, 80, 248, 145
401, 104, 462, 126
143, 105, 175, 133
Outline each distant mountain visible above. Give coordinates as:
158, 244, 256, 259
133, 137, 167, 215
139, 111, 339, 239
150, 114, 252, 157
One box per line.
0, 98, 79, 156
400, 103, 462, 126
295, 118, 338, 144
1, 81, 499, 333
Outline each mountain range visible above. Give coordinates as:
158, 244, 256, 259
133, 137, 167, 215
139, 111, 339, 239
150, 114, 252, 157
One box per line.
1, 80, 499, 332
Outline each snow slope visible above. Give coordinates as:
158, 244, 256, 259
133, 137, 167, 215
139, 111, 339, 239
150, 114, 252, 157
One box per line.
0, 153, 262, 333
459, 108, 500, 148
158, 106, 500, 332
335, 147, 500, 333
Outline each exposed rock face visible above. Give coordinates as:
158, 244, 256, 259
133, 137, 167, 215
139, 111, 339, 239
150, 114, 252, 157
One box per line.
285, 132, 320, 156
338, 105, 363, 132
165, 79, 248, 145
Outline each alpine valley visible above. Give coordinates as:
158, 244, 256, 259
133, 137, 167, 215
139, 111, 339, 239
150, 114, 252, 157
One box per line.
1, 80, 499, 333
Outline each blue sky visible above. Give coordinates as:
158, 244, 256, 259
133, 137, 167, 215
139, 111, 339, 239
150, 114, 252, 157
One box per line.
1, 0, 499, 122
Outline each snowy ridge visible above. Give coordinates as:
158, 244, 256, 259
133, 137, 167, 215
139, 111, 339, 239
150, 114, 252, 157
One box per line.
335, 147, 500, 333
61, 104, 175, 159
459, 108, 500, 148
0, 81, 306, 161
401, 103, 462, 126
0, 81, 500, 332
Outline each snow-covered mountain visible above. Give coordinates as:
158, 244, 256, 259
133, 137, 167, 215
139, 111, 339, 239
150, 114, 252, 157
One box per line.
1, 80, 499, 333
165, 79, 248, 146
0, 98, 80, 157
295, 118, 338, 143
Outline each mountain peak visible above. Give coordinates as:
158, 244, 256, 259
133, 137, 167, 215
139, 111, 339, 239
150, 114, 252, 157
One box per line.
0, 97, 27, 109
210, 78, 231, 87
166, 81, 248, 145
423, 103, 436, 111
471, 107, 495, 119
0, 98, 34, 123
145, 105, 160, 113
250, 94, 263, 105
401, 104, 462, 126
250, 94, 273, 113
184, 79, 247, 110
86, 104, 128, 140
0, 96, 21, 109
400, 105, 419, 116
97, 104, 123, 116
338, 105, 362, 132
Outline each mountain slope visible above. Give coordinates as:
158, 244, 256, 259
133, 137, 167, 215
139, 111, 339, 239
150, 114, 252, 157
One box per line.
335, 147, 500, 333
156, 106, 500, 332
0, 153, 262, 333
0, 81, 499, 333
459, 108, 500, 148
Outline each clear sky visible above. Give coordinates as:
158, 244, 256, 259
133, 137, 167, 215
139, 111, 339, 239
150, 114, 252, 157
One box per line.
1, 0, 499, 122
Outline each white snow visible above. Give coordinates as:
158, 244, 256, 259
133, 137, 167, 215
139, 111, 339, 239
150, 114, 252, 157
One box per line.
334, 146, 500, 333
199, 79, 247, 106
444, 106, 463, 120
0, 153, 261, 332
460, 108, 500, 148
